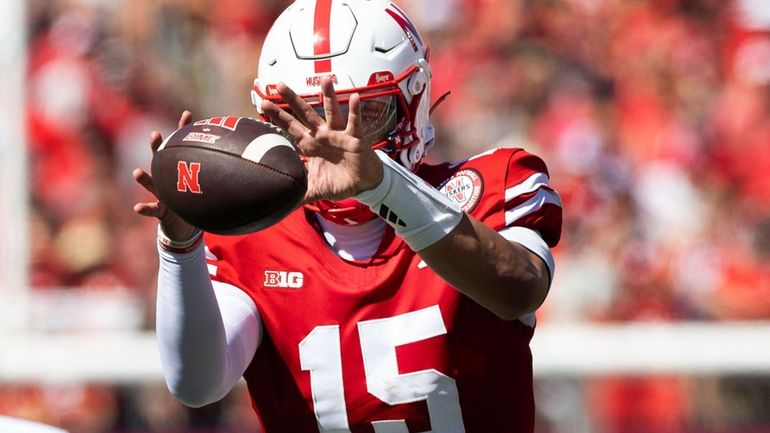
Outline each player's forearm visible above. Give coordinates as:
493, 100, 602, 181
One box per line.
156, 242, 233, 407
419, 215, 550, 320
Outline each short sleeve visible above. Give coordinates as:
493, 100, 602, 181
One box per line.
502, 149, 562, 247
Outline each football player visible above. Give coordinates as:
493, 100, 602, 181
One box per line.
133, 1, 562, 432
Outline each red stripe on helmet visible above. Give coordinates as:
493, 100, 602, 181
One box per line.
385, 8, 419, 52
313, 0, 333, 73
388, 4, 423, 46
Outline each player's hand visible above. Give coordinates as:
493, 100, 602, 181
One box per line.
132, 110, 198, 241
260, 77, 384, 204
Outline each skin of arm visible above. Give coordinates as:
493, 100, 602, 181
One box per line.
419, 215, 550, 320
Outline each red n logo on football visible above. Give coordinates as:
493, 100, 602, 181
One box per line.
177, 161, 202, 194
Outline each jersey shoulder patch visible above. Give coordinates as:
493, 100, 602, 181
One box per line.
438, 167, 485, 212
420, 148, 515, 220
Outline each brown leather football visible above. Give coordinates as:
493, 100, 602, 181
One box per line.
151, 117, 307, 235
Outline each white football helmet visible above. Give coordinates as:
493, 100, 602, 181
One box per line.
251, 0, 434, 225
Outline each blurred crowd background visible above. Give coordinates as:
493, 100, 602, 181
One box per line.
8, 0, 770, 432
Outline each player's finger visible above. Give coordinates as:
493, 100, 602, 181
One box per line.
133, 201, 162, 218
150, 131, 164, 153
277, 83, 325, 130
133, 200, 171, 222
321, 76, 345, 130
178, 110, 193, 129
261, 100, 311, 145
346, 93, 362, 138
133, 168, 159, 197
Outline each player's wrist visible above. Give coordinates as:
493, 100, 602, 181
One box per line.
354, 150, 463, 251
355, 153, 385, 195
157, 225, 203, 254
354, 155, 390, 204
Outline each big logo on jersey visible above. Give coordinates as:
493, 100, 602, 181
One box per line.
264, 270, 304, 288
439, 169, 484, 212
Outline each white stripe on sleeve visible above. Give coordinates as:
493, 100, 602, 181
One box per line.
504, 172, 550, 203
504, 188, 562, 226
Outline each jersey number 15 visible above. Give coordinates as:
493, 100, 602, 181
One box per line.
298, 305, 466, 433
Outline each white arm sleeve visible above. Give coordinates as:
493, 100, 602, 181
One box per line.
156, 238, 262, 408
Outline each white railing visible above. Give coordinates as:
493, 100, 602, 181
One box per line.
2, 321, 769, 383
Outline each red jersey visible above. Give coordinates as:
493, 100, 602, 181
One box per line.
205, 148, 562, 433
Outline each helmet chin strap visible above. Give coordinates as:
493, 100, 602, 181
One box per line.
430, 91, 451, 115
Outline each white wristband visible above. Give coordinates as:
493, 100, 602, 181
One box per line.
157, 225, 203, 254
355, 150, 463, 251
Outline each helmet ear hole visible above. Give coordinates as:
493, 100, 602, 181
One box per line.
407, 73, 426, 96
408, 73, 428, 95
407, 59, 430, 96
